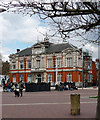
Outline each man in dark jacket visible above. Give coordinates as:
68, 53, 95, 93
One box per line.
19, 81, 24, 97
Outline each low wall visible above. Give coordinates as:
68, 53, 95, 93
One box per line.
25, 83, 50, 92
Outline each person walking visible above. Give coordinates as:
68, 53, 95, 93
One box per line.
19, 80, 24, 97
2, 78, 5, 92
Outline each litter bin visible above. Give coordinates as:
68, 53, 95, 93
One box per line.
71, 94, 80, 115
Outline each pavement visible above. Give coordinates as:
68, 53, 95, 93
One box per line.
1, 88, 98, 119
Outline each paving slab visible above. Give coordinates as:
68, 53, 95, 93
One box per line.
2, 89, 98, 119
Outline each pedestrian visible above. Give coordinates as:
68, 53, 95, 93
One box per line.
19, 80, 24, 97
10, 81, 14, 92
66, 84, 69, 90
6, 81, 9, 91
13, 83, 19, 97
2, 78, 5, 92
15, 83, 18, 89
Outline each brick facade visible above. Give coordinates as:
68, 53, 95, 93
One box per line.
9, 40, 97, 87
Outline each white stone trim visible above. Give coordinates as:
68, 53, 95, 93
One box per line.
10, 71, 31, 73
31, 68, 46, 71
46, 68, 82, 72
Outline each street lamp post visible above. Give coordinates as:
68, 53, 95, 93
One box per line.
54, 60, 56, 85
82, 49, 84, 89
80, 43, 87, 89
56, 60, 58, 85
53, 53, 56, 85
24, 56, 26, 83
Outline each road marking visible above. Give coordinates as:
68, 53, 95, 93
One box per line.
1, 101, 97, 106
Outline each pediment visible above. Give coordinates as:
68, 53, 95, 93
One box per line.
63, 48, 74, 55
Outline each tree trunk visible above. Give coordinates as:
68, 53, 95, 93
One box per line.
96, 63, 100, 120
96, 27, 100, 119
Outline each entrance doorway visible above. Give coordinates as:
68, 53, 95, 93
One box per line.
37, 74, 41, 83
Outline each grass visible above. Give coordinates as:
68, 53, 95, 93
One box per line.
89, 96, 98, 98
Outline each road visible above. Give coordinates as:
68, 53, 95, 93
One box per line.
2, 88, 98, 119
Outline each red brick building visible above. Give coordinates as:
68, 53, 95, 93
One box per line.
9, 39, 97, 87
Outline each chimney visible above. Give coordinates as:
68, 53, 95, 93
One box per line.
17, 49, 20, 53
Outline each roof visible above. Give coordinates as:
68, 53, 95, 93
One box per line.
12, 42, 77, 57
45, 43, 76, 54
17, 47, 32, 57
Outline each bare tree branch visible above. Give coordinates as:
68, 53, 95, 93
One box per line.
0, 1, 99, 44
